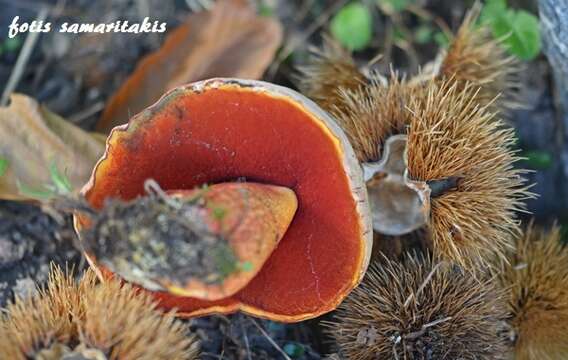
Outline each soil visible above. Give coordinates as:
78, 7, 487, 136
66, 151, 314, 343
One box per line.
0, 200, 81, 306
0, 0, 564, 359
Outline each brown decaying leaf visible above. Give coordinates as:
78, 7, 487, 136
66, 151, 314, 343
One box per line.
97, 0, 283, 133
0, 94, 105, 200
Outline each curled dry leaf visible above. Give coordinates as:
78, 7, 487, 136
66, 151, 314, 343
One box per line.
0, 94, 105, 201
97, 0, 283, 133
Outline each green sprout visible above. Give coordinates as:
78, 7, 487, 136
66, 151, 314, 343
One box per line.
17, 161, 72, 200
49, 161, 72, 193
0, 157, 8, 177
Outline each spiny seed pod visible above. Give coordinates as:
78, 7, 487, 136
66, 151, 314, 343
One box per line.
498, 224, 568, 360
325, 76, 418, 163
297, 38, 368, 113
0, 267, 199, 360
406, 80, 530, 269
0, 267, 92, 360
439, 7, 521, 111
326, 255, 508, 360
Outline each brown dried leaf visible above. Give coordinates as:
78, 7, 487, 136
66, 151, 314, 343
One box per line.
0, 94, 105, 200
96, 0, 283, 133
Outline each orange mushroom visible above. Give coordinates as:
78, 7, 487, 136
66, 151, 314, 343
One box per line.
75, 78, 372, 322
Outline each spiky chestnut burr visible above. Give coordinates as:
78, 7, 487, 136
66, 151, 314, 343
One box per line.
438, 7, 522, 112
302, 72, 530, 268
498, 224, 568, 360
296, 38, 368, 115
0, 267, 199, 360
405, 80, 530, 269
326, 255, 508, 360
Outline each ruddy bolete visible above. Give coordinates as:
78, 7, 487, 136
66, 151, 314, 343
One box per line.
76, 78, 372, 322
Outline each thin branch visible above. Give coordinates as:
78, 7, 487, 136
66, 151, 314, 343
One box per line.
1, 7, 49, 106
250, 318, 292, 360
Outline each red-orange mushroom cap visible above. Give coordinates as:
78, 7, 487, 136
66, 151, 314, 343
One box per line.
76, 78, 372, 322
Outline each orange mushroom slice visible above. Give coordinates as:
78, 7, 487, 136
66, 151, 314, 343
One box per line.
76, 78, 372, 322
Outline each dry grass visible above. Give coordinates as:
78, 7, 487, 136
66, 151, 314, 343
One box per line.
498, 224, 568, 360
0, 266, 199, 360
326, 254, 508, 359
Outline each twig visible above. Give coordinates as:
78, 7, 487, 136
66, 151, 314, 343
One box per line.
68, 101, 105, 124
403, 261, 444, 308
250, 318, 292, 360
240, 316, 253, 360
266, 0, 350, 80
1, 7, 49, 106
406, 4, 452, 36
143, 178, 182, 210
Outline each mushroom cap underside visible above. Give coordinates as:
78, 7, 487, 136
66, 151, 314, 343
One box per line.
77, 78, 372, 322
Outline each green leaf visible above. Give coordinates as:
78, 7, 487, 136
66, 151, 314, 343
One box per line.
0, 158, 8, 177
490, 9, 541, 60
378, 0, 412, 13
414, 24, 433, 44
522, 150, 553, 170
480, 0, 507, 24
3, 37, 22, 53
331, 2, 373, 51
49, 162, 72, 194
283, 343, 306, 358
434, 31, 450, 48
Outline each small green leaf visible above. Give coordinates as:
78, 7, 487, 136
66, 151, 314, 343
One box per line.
491, 9, 541, 60
378, 0, 412, 13
0, 158, 8, 177
414, 24, 433, 44
434, 31, 450, 48
331, 2, 373, 51
49, 162, 72, 194
3, 37, 22, 53
283, 343, 306, 358
480, 0, 507, 24
522, 150, 553, 170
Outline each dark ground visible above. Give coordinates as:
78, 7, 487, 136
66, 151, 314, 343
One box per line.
0, 0, 564, 359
